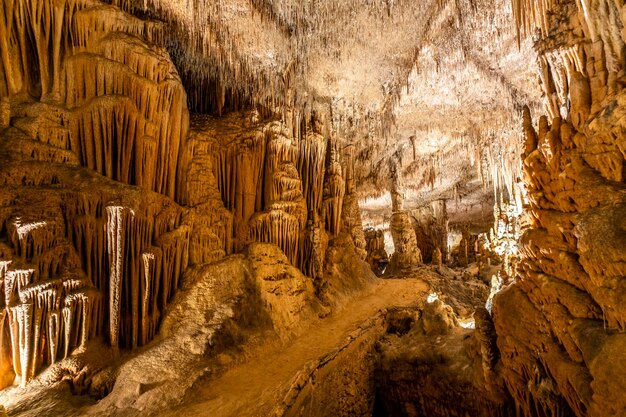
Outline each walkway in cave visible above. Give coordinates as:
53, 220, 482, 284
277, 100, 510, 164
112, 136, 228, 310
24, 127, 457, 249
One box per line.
164, 278, 430, 417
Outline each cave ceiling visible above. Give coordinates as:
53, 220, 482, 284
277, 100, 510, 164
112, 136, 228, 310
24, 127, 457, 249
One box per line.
134, 0, 542, 224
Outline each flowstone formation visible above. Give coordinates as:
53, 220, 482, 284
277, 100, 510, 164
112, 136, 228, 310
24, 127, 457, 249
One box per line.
0, 0, 374, 398
490, 1, 626, 416
1, 0, 625, 415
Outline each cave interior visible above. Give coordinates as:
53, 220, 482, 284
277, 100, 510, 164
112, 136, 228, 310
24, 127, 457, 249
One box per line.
0, 0, 626, 416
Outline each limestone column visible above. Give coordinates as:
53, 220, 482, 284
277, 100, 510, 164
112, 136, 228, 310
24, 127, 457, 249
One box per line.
387, 157, 421, 273
341, 144, 367, 260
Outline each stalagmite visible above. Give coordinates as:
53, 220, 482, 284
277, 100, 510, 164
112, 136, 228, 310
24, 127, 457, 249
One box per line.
2, 0, 625, 416
341, 145, 367, 260
387, 157, 422, 272
432, 247, 442, 266
364, 229, 389, 275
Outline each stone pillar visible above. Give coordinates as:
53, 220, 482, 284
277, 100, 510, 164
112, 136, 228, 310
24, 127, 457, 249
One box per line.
387, 157, 421, 273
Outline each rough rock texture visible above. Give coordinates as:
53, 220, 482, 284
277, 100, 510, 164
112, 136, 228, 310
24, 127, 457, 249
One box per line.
376, 296, 510, 417
0, 0, 374, 392
492, 2, 626, 416
364, 229, 389, 275
410, 200, 449, 264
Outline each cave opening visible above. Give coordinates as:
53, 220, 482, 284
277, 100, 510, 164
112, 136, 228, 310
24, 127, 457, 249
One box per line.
0, 0, 625, 416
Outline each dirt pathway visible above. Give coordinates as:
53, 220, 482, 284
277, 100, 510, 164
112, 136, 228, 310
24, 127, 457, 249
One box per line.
165, 278, 430, 417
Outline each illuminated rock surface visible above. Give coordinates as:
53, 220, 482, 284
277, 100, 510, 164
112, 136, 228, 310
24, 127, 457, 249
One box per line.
0, 0, 625, 416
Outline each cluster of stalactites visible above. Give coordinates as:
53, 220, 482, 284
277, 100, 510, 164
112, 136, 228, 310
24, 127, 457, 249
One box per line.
513, 0, 625, 54
0, 208, 102, 388
183, 114, 352, 278
246, 132, 307, 266
1, 266, 101, 387
0, 186, 191, 390
103, 0, 455, 148
0, 0, 167, 98
178, 128, 235, 265
0, 0, 79, 98
104, 205, 190, 351
0, 0, 189, 200
322, 142, 346, 236
514, 0, 625, 124
104, 0, 297, 117
1, 187, 191, 365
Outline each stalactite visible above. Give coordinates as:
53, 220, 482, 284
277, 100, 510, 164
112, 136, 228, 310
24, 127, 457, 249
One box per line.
106, 205, 125, 352
0, 0, 188, 199
296, 130, 327, 221
322, 143, 345, 236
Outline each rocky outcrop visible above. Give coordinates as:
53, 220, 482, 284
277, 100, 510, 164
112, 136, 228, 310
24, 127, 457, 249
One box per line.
365, 229, 389, 275
0, 0, 373, 390
410, 199, 448, 264
492, 2, 626, 416
376, 298, 511, 417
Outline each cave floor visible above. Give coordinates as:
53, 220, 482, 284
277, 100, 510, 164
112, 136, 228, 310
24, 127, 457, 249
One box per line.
161, 277, 429, 417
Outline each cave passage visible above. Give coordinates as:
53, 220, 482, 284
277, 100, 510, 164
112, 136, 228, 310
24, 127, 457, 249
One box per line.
0, 0, 625, 416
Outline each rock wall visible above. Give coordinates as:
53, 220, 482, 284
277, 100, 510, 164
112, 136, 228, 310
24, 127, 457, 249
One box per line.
0, 0, 373, 390
493, 1, 626, 416
0, 0, 194, 387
